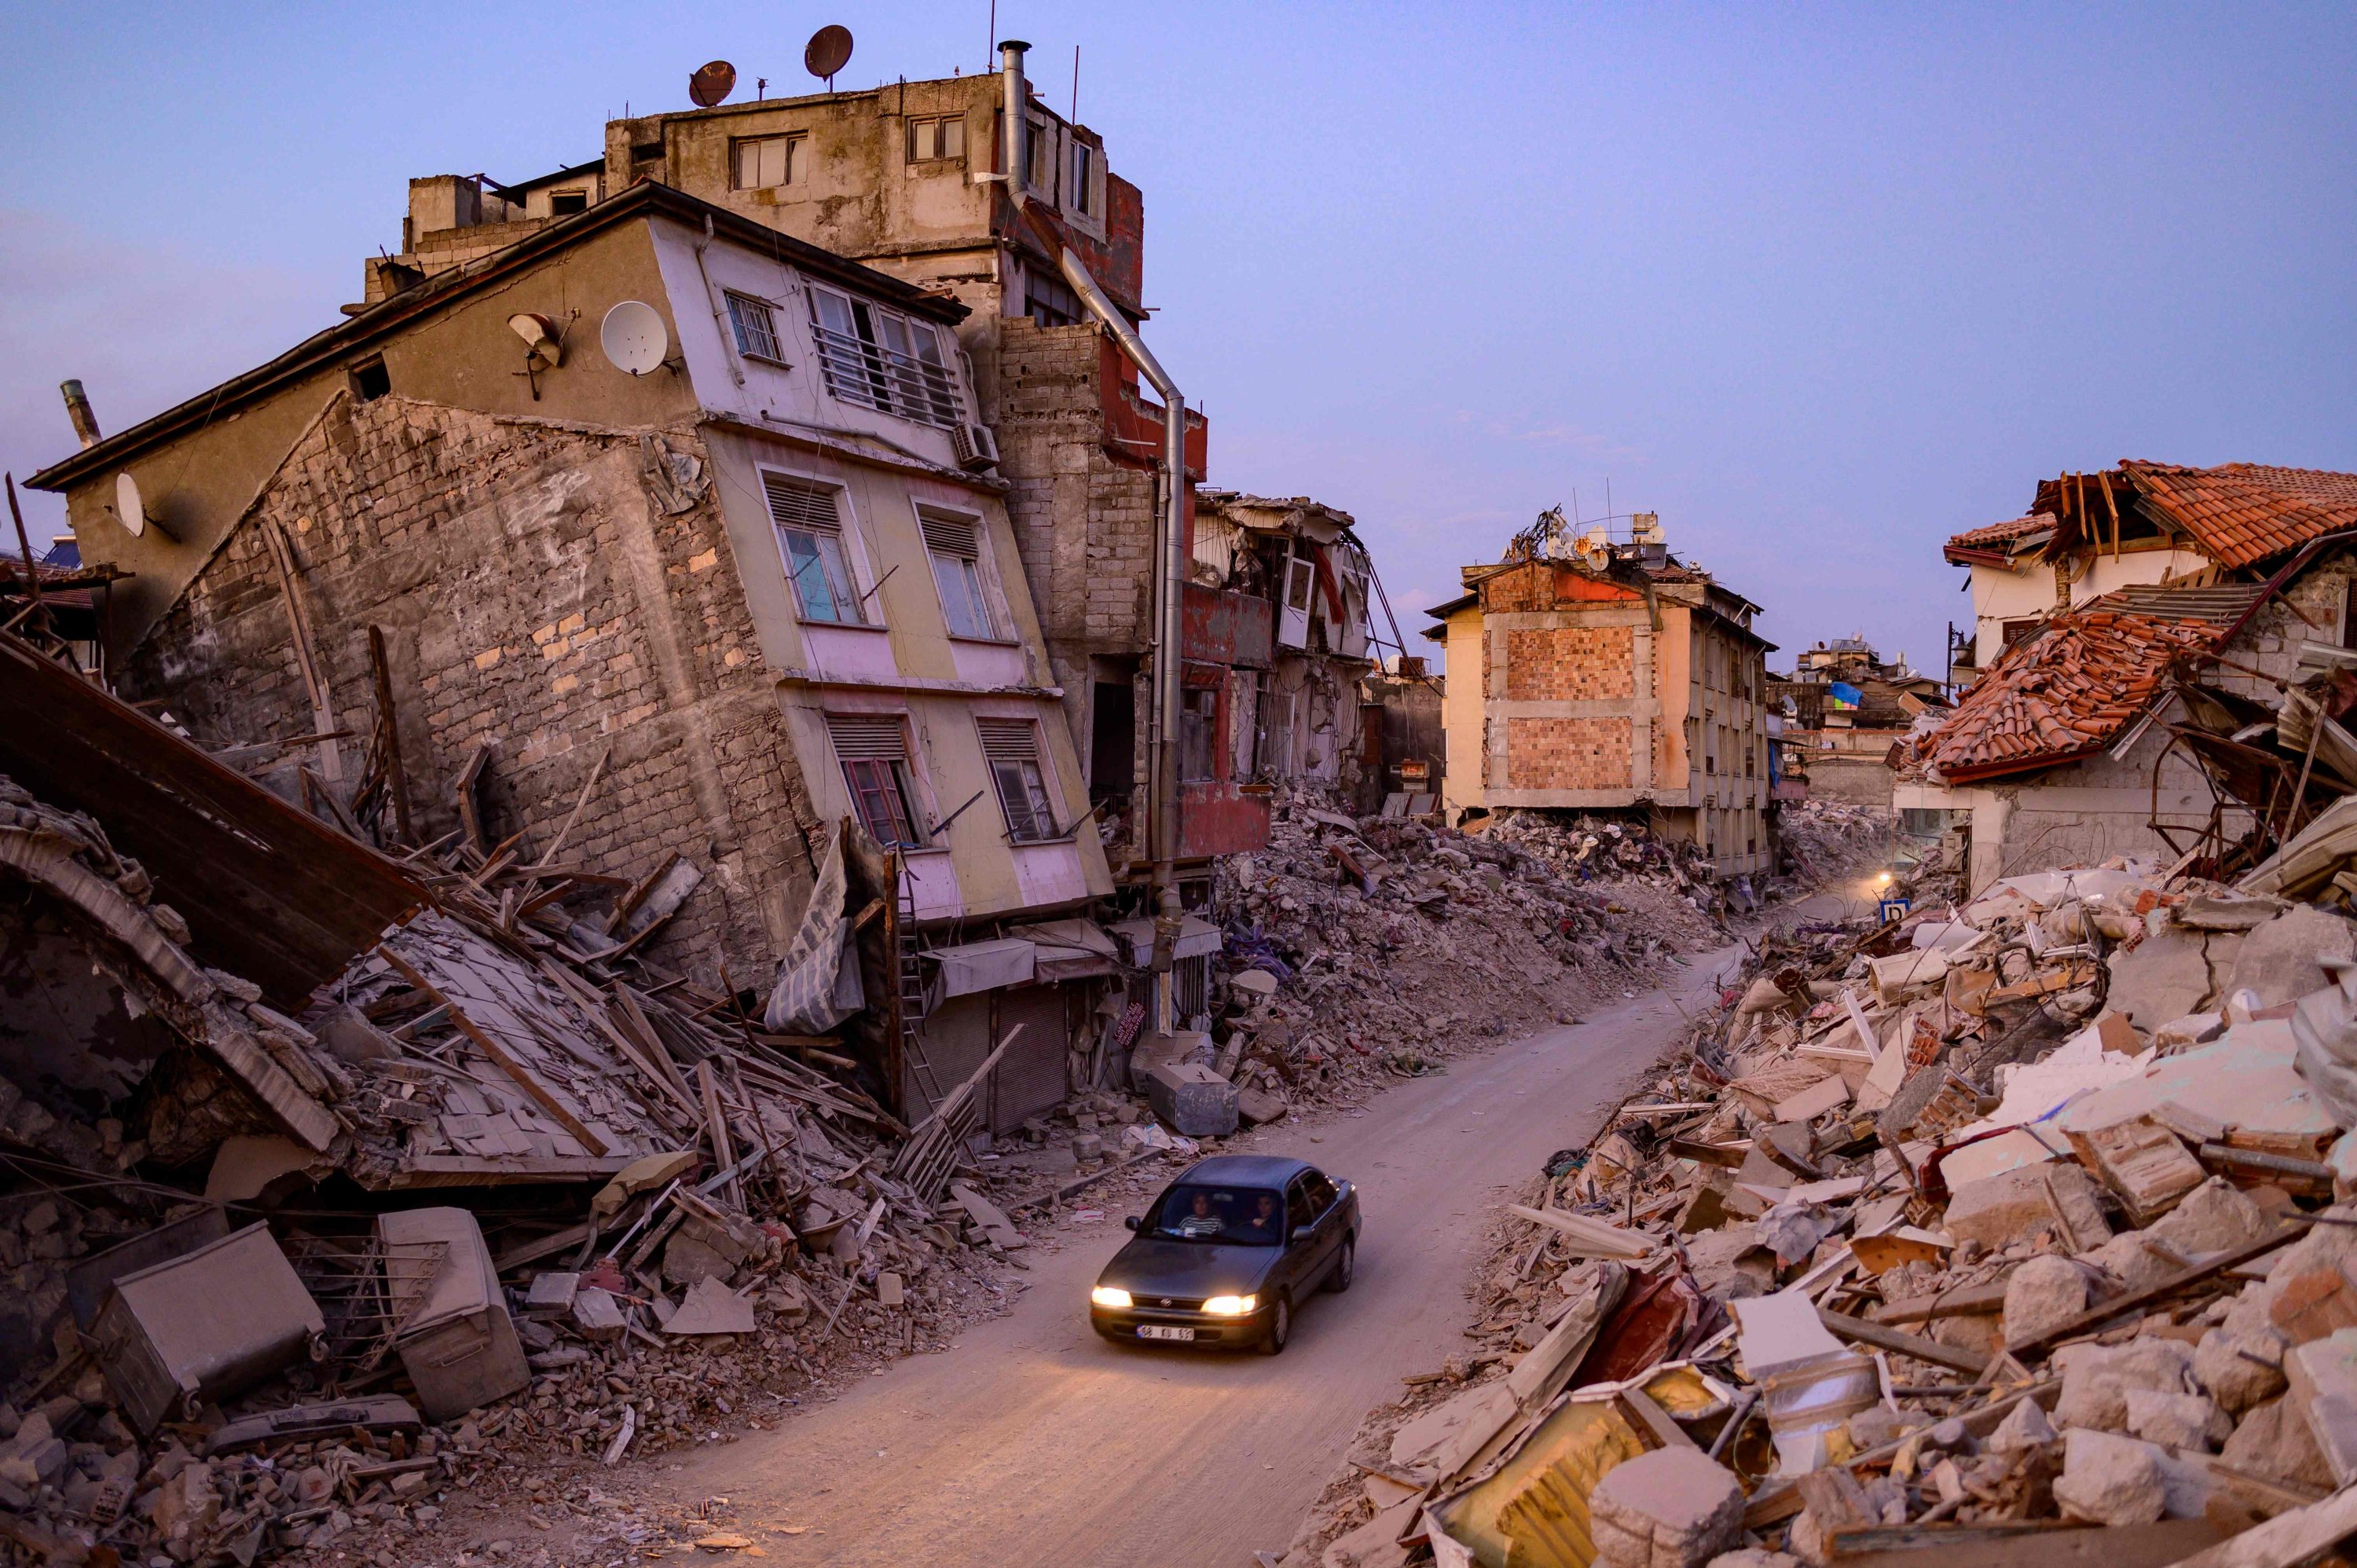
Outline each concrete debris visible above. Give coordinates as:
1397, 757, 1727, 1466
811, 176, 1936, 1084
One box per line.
1286, 824, 2357, 1568
1588, 1447, 1746, 1568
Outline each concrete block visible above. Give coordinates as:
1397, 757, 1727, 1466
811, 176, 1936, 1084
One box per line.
1589, 1447, 1746, 1568
1140, 1061, 1239, 1138
2002, 1255, 2089, 1346
2229, 905, 2357, 1009
1943, 1162, 2110, 1250
2055, 1428, 2166, 1525
2286, 1326, 2357, 1484
2057, 1338, 2194, 1432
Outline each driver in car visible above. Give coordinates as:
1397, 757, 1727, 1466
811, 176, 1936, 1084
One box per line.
1175, 1192, 1223, 1238
1241, 1192, 1282, 1243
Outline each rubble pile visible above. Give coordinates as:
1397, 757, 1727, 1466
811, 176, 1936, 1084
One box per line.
1209, 796, 1727, 1113
0, 764, 1034, 1567
1281, 826, 2357, 1568
1769, 800, 1897, 890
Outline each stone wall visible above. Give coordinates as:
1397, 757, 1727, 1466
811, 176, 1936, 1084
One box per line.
122, 394, 821, 980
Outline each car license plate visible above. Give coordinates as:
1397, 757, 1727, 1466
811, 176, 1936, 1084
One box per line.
1138, 1325, 1195, 1342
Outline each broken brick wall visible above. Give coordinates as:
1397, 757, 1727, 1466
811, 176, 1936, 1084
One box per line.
121, 394, 823, 981
1503, 716, 1635, 791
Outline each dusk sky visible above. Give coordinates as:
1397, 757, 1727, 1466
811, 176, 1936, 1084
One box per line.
4, 2, 2351, 675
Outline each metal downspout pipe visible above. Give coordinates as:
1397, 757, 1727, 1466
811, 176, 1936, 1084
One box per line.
1000, 40, 1189, 1027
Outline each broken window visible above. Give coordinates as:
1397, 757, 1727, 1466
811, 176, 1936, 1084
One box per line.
724, 291, 783, 363
806, 286, 963, 428
978, 719, 1059, 842
548, 189, 589, 216
1070, 142, 1097, 217
732, 134, 804, 190
1179, 685, 1219, 782
1025, 272, 1083, 328
827, 714, 926, 848
764, 474, 866, 625
1025, 115, 1054, 195
921, 509, 1001, 640
349, 356, 391, 401
906, 115, 966, 163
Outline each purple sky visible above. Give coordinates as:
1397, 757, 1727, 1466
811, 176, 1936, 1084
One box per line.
5, 2, 2352, 675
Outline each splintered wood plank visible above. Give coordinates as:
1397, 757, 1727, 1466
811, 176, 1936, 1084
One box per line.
379, 946, 610, 1156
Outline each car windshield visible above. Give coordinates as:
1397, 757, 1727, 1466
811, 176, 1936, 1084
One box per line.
1149, 1185, 1285, 1245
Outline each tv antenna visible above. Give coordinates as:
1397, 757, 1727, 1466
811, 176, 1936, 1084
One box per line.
805, 25, 853, 92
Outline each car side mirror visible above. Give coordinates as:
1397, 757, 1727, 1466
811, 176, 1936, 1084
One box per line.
1124, 1215, 1142, 1231
1291, 1225, 1312, 1244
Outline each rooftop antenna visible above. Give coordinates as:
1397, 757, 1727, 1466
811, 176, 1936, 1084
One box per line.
1072, 45, 1080, 122
805, 25, 853, 93
688, 60, 737, 108
756, 77, 767, 100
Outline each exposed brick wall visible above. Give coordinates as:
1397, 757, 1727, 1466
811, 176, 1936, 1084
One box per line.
1503, 625, 1637, 702
123, 395, 821, 982
1505, 716, 1632, 790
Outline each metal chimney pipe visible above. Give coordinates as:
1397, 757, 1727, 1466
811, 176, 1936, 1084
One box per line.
999, 41, 1030, 206
59, 380, 101, 449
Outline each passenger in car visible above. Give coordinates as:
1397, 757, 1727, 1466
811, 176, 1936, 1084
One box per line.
1240, 1192, 1282, 1243
1175, 1192, 1223, 1238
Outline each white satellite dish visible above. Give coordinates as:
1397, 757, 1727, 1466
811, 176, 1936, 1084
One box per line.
600, 301, 669, 376
114, 471, 146, 537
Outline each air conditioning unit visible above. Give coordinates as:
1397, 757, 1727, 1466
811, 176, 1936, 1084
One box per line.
951, 422, 1000, 472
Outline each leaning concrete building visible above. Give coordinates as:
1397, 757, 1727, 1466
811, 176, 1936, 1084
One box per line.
28, 181, 1119, 1131
354, 47, 1268, 901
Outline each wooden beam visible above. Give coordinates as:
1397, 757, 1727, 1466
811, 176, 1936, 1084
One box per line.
2007, 1222, 2307, 1356
1818, 1308, 1990, 1375
365, 625, 414, 844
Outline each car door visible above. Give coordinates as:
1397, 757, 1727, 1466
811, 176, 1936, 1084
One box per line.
1280, 1174, 1321, 1290
1287, 1172, 1333, 1282
1302, 1168, 1343, 1276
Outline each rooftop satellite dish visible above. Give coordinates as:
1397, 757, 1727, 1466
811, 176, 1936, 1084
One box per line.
599, 300, 669, 376
689, 60, 736, 108
113, 471, 147, 538
805, 25, 853, 88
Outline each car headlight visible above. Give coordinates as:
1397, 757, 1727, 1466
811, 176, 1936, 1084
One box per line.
1200, 1295, 1258, 1317
1090, 1286, 1133, 1310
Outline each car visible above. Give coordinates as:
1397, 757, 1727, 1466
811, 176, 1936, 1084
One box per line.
1087, 1154, 1359, 1354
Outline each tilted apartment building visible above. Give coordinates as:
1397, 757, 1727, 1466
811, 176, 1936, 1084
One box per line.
354, 50, 1269, 900
28, 181, 1119, 1130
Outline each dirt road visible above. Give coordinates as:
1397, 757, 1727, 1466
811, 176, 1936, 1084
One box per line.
644, 937, 1746, 1568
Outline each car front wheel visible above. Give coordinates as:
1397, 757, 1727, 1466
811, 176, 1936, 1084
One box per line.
1259, 1294, 1291, 1355
1328, 1235, 1355, 1293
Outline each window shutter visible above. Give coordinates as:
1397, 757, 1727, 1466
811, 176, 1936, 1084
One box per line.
976, 718, 1039, 763
918, 511, 979, 559
825, 713, 907, 761
764, 474, 842, 533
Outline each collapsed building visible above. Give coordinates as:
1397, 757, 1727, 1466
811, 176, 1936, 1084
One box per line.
1424, 510, 1777, 882
1899, 462, 2357, 892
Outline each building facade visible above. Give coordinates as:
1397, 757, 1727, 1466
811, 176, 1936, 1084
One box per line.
1424, 518, 1775, 880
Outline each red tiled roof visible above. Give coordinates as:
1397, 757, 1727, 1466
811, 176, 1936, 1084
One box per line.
1945, 513, 2055, 555
1908, 606, 2223, 783
2121, 461, 2357, 570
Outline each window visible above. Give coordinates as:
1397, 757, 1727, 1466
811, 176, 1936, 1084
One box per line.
979, 719, 1059, 842
349, 356, 390, 401
1025, 272, 1083, 328
1070, 141, 1097, 217
764, 474, 866, 625
732, 134, 803, 190
922, 509, 1001, 639
548, 189, 589, 216
1179, 686, 1219, 782
724, 291, 783, 363
806, 286, 963, 427
906, 115, 966, 163
827, 714, 926, 848
1025, 116, 1054, 194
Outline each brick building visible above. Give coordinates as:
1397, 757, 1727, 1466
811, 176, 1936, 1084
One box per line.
354, 46, 1267, 899
1424, 515, 1776, 880
28, 181, 1119, 1129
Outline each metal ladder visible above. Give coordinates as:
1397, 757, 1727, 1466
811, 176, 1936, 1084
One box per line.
896, 866, 949, 1115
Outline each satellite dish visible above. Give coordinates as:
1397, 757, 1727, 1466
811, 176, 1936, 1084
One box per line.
509, 312, 563, 368
689, 60, 736, 108
805, 25, 853, 86
599, 301, 669, 376
113, 471, 146, 538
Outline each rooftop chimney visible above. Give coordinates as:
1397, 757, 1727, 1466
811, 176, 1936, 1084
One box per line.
59, 380, 100, 449
999, 40, 1030, 206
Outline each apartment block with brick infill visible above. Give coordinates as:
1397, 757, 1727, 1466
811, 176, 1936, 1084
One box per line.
1424, 515, 1776, 881
28, 181, 1119, 1133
